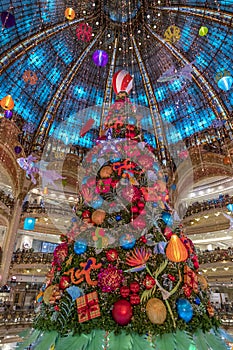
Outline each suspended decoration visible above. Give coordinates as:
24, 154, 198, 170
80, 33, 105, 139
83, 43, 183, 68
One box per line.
112, 300, 133, 325
0, 95, 14, 110
215, 69, 233, 91
23, 217, 36, 230
157, 62, 194, 83
146, 298, 167, 324
112, 70, 133, 95
80, 119, 95, 136
76, 23, 92, 42
164, 25, 181, 44
65, 8, 75, 20
226, 204, 233, 212
22, 70, 38, 85
176, 298, 193, 323
199, 26, 208, 36
1, 11, 16, 28
166, 234, 188, 262
92, 50, 109, 67
14, 146, 22, 154
4, 110, 13, 119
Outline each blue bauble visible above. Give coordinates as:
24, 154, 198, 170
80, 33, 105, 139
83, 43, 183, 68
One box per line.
71, 217, 77, 222
91, 155, 97, 163
152, 202, 158, 208
116, 215, 122, 221
194, 297, 201, 305
176, 299, 193, 323
128, 116, 137, 125
120, 234, 136, 249
153, 162, 160, 172
74, 240, 87, 255
161, 211, 173, 226
170, 184, 176, 191
91, 197, 104, 209
226, 203, 233, 212
111, 158, 121, 163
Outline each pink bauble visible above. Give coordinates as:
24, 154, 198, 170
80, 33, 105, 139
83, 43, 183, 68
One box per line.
86, 176, 96, 187
112, 300, 133, 325
131, 216, 146, 229
130, 206, 139, 213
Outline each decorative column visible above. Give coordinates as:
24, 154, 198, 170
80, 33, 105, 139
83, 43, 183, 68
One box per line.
0, 196, 23, 285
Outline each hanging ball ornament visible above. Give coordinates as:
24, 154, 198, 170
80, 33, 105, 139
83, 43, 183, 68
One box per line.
65, 8, 75, 20
112, 300, 133, 326
176, 298, 193, 323
199, 26, 208, 36
92, 50, 109, 67
14, 146, 22, 154
130, 294, 140, 305
120, 233, 136, 249
120, 286, 130, 298
112, 70, 133, 95
146, 298, 167, 324
4, 110, 13, 119
106, 249, 118, 262
0, 95, 14, 110
74, 239, 87, 255
129, 281, 140, 293
59, 276, 70, 290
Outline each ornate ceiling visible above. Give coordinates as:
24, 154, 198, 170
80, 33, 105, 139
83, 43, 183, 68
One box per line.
0, 0, 232, 151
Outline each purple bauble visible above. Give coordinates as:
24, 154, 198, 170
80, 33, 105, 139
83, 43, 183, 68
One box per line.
14, 146, 22, 154
4, 110, 13, 119
92, 50, 108, 67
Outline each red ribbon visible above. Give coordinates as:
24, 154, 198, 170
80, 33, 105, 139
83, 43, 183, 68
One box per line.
79, 298, 98, 320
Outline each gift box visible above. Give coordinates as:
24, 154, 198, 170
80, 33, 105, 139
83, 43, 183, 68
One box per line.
76, 291, 101, 323
184, 265, 198, 293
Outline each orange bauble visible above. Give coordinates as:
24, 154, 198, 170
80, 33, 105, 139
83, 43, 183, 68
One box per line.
0, 95, 14, 110
100, 166, 113, 178
91, 209, 106, 225
223, 156, 231, 165
166, 234, 188, 262
65, 8, 75, 20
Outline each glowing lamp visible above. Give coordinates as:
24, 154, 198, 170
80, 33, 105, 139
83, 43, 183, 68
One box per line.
92, 50, 109, 67
23, 217, 36, 230
199, 26, 208, 36
0, 95, 14, 110
65, 8, 75, 20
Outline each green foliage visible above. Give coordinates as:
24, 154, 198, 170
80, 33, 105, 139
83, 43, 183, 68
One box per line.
108, 331, 132, 350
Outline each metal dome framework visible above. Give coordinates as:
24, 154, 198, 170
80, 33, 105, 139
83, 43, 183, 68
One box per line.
0, 0, 232, 151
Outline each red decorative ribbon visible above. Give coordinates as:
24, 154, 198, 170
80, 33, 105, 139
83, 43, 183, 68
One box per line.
79, 298, 98, 320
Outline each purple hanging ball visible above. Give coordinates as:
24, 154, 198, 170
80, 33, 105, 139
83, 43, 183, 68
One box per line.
1, 12, 16, 29
14, 146, 22, 154
4, 110, 13, 119
92, 50, 109, 67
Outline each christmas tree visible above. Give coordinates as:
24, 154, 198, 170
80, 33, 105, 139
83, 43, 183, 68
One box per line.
19, 71, 232, 350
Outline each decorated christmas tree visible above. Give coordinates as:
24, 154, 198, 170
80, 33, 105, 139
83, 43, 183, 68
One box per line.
19, 71, 232, 350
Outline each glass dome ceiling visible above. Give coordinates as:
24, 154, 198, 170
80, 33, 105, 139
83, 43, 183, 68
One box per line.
0, 0, 232, 150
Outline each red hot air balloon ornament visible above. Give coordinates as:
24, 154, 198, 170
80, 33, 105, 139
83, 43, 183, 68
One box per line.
112, 70, 133, 97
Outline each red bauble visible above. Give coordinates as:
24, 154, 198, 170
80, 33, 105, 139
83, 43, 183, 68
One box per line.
59, 276, 70, 290
120, 285, 130, 298
82, 210, 91, 219
137, 201, 145, 209
143, 275, 156, 290
130, 293, 140, 305
130, 206, 139, 214
168, 274, 176, 282
106, 249, 118, 262
130, 281, 140, 293
112, 300, 133, 325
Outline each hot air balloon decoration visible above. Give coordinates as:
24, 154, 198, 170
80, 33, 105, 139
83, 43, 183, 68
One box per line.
65, 8, 75, 20
164, 25, 181, 44
199, 26, 208, 36
0, 95, 14, 110
112, 70, 133, 95
215, 69, 233, 92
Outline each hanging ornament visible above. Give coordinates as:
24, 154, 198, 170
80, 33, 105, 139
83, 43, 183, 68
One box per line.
76, 23, 92, 42
146, 298, 167, 324
161, 211, 173, 226
91, 209, 106, 225
112, 70, 133, 95
0, 95, 14, 110
130, 294, 140, 305
92, 50, 109, 67
166, 234, 188, 262
129, 281, 140, 293
227, 204, 233, 212
65, 8, 75, 20
215, 69, 233, 92
59, 276, 70, 290
120, 285, 130, 298
4, 110, 13, 119
74, 240, 87, 255
1, 12, 16, 28
100, 165, 113, 178
14, 146, 22, 154
164, 25, 181, 44
120, 233, 136, 249
22, 70, 38, 85
199, 26, 208, 36
98, 265, 124, 292
143, 275, 156, 290
112, 300, 133, 325
176, 299, 193, 323
106, 249, 118, 262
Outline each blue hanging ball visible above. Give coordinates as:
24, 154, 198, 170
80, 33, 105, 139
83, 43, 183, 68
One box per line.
194, 297, 201, 305
152, 202, 158, 208
111, 158, 121, 163
74, 240, 87, 255
92, 155, 97, 163
218, 76, 233, 92
91, 197, 104, 209
120, 234, 136, 249
226, 203, 233, 212
161, 211, 173, 226
176, 299, 193, 323
71, 217, 77, 222
128, 116, 137, 125
116, 215, 122, 221
170, 184, 176, 191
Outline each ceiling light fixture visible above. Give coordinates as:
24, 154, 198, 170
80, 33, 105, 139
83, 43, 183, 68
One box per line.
192, 236, 232, 244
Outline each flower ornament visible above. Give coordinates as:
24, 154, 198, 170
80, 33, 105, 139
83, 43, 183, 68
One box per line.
53, 243, 68, 266
126, 247, 151, 272
98, 265, 124, 292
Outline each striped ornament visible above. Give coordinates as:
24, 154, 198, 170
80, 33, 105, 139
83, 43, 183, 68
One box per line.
112, 70, 133, 95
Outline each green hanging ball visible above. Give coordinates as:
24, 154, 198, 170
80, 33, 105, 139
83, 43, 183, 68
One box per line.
199, 26, 208, 36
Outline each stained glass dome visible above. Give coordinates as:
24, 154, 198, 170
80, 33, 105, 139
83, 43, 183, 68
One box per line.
0, 0, 232, 151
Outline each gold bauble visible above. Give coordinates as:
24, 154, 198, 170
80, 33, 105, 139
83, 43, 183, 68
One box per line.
43, 285, 56, 304
0, 95, 14, 110
65, 8, 75, 20
100, 166, 113, 178
146, 298, 167, 324
91, 209, 106, 225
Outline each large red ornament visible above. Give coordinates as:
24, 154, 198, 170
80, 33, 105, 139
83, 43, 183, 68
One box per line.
112, 300, 133, 325
59, 276, 70, 290
106, 249, 118, 262
130, 281, 140, 293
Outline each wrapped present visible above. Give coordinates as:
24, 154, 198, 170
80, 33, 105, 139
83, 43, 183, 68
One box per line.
76, 291, 100, 323
184, 265, 198, 293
